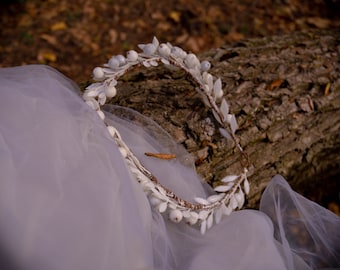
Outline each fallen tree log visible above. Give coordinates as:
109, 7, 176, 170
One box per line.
109, 29, 340, 211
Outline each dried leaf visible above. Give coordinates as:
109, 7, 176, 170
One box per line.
50, 21, 67, 31
268, 79, 283, 91
169, 11, 181, 23
37, 51, 57, 62
324, 82, 331, 96
144, 152, 176, 160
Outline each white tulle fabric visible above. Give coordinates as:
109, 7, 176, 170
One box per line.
0, 65, 339, 270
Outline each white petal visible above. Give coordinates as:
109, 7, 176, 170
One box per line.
161, 58, 170, 65
220, 98, 229, 118
230, 195, 238, 210
215, 207, 223, 224
184, 53, 200, 69
207, 194, 224, 203
118, 147, 128, 158
212, 110, 222, 125
97, 110, 105, 120
152, 36, 159, 47
107, 126, 117, 137
219, 128, 232, 140
85, 82, 102, 90
98, 94, 106, 105
221, 175, 239, 183
222, 204, 232, 216
214, 184, 233, 192
85, 98, 99, 110
149, 196, 161, 206
194, 197, 209, 205
228, 114, 238, 133
158, 202, 168, 213
244, 178, 250, 195
150, 60, 158, 66
235, 191, 245, 209
83, 90, 98, 99
207, 213, 213, 229
198, 210, 209, 220
213, 78, 223, 98
142, 61, 151, 67
200, 220, 207, 235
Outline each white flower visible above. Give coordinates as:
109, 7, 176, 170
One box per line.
144, 44, 158, 55
169, 209, 183, 223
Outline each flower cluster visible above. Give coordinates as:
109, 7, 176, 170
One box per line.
83, 37, 250, 234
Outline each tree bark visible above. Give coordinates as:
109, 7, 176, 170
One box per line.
109, 29, 340, 210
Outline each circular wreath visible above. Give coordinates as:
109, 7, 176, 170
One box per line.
83, 37, 250, 234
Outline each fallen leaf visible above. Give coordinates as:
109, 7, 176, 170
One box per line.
324, 82, 331, 96
51, 21, 67, 31
268, 79, 283, 91
306, 17, 331, 29
37, 51, 57, 63
144, 152, 176, 160
40, 34, 58, 46
169, 11, 181, 23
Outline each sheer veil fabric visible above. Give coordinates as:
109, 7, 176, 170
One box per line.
0, 65, 339, 270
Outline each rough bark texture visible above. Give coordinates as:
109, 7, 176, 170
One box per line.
109, 29, 340, 210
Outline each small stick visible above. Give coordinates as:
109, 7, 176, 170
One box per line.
144, 152, 176, 160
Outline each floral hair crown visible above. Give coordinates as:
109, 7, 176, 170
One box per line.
83, 37, 250, 234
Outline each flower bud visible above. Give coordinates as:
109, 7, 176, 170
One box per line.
93, 67, 105, 80
200, 60, 211, 71
169, 209, 183, 223
127, 50, 139, 62
158, 43, 171, 57
108, 57, 119, 69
